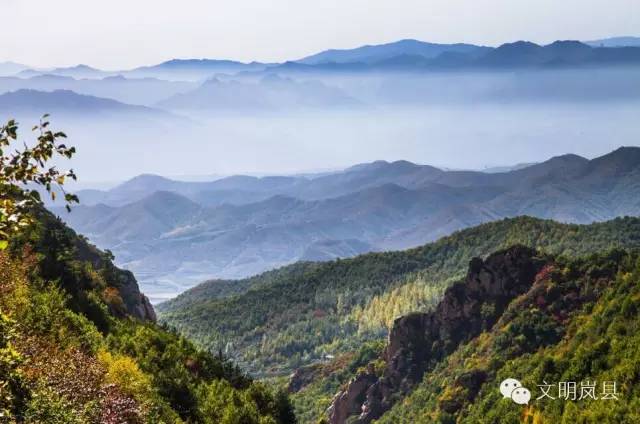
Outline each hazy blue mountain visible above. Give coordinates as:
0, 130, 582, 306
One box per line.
68, 190, 204, 241
73, 175, 195, 206
288, 160, 444, 199
0, 74, 197, 106
479, 162, 536, 173
157, 74, 358, 111
73, 173, 305, 207
52, 148, 640, 301
0, 89, 173, 119
297, 39, 490, 65
125, 59, 269, 81
0, 61, 29, 76
17, 64, 111, 79
283, 41, 640, 73
6, 38, 640, 93
586, 36, 640, 47
473, 40, 640, 68
14, 59, 268, 82
57, 182, 505, 300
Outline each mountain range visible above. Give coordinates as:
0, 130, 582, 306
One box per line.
17, 64, 111, 79
296, 39, 492, 65
4, 37, 640, 83
0, 37, 639, 121
0, 89, 175, 122
4, 34, 640, 424
157, 214, 640, 422
156, 74, 358, 111
125, 59, 269, 81
0, 61, 29, 76
50, 147, 640, 302
287, 39, 640, 72
0, 74, 196, 106
585, 36, 640, 47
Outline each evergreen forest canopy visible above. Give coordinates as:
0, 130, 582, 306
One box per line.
159, 216, 640, 423
159, 216, 640, 376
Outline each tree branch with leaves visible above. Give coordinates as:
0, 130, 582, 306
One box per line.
0, 115, 78, 249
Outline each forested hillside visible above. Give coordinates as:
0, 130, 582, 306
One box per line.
0, 208, 296, 423
371, 248, 640, 423
159, 216, 640, 381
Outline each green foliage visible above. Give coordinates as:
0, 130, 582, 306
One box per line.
160, 216, 640, 382
350, 277, 445, 334
23, 384, 96, 424
377, 250, 640, 424
0, 117, 77, 247
195, 380, 296, 424
0, 116, 297, 422
290, 340, 384, 423
0, 211, 296, 422
0, 310, 28, 420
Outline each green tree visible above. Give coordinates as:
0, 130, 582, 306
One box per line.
0, 116, 77, 249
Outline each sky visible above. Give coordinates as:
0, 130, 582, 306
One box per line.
2, 0, 638, 69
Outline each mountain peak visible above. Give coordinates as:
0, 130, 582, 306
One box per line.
346, 160, 422, 173
587, 146, 640, 176
548, 153, 589, 162
546, 40, 590, 48
298, 39, 489, 65
509, 153, 588, 182
64, 64, 98, 71
114, 174, 176, 192
497, 40, 542, 50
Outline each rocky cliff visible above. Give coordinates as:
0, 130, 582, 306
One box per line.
113, 268, 157, 321
29, 207, 157, 322
328, 245, 547, 423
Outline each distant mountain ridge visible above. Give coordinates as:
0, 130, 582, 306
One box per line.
17, 64, 110, 79
125, 58, 269, 81
586, 36, 640, 47
8, 37, 640, 82
0, 74, 196, 106
0, 89, 173, 119
287, 40, 640, 72
0, 61, 29, 76
297, 39, 491, 65
157, 74, 358, 111
52, 147, 640, 301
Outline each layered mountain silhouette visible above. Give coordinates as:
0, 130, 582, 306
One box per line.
287, 40, 640, 72
124, 59, 268, 81
157, 74, 358, 111
0, 61, 29, 76
2, 38, 639, 117
296, 39, 491, 65
7, 38, 640, 84
17, 64, 110, 79
0, 74, 196, 106
0, 89, 172, 118
585, 36, 640, 47
51, 147, 640, 300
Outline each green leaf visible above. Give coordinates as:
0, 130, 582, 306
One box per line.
0, 240, 8, 250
